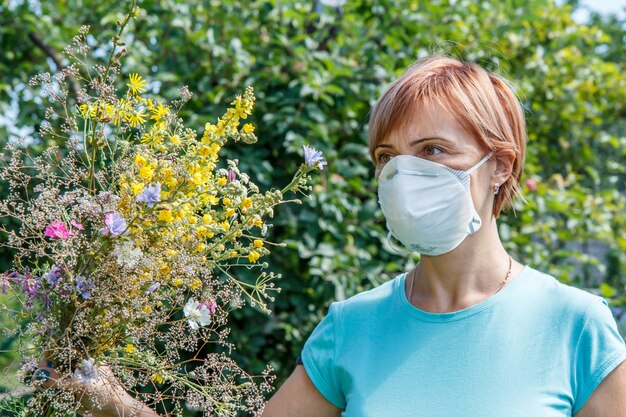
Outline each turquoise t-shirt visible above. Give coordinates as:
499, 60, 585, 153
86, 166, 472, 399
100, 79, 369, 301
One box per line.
301, 266, 626, 416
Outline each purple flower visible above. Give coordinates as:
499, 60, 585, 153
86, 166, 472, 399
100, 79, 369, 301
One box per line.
136, 182, 161, 208
302, 145, 327, 170
18, 268, 40, 299
145, 282, 160, 295
75, 275, 94, 300
45, 265, 63, 288
0, 271, 19, 294
74, 358, 99, 385
102, 212, 126, 236
227, 170, 236, 183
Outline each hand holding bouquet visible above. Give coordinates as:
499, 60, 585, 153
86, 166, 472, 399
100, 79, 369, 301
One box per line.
0, 4, 325, 416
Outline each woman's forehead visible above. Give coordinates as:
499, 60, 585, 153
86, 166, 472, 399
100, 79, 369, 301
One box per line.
380, 101, 478, 148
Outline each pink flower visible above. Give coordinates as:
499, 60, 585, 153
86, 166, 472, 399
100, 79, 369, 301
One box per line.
199, 298, 217, 315
44, 221, 71, 240
71, 220, 85, 230
525, 178, 537, 192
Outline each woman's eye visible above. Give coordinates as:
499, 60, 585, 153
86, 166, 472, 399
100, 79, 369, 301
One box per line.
425, 146, 443, 156
378, 153, 393, 164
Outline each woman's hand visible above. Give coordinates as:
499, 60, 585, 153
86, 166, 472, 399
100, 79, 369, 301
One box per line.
33, 359, 160, 417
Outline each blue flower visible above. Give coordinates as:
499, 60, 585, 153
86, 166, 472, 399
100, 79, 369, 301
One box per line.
74, 357, 99, 385
75, 276, 94, 300
102, 212, 126, 237
136, 182, 161, 208
145, 282, 160, 295
303, 145, 327, 170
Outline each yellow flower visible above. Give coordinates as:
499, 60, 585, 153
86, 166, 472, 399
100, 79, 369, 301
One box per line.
221, 220, 230, 230
248, 250, 260, 263
131, 181, 144, 196
166, 177, 178, 188
140, 130, 164, 147
242, 197, 252, 208
252, 217, 263, 228
199, 145, 211, 157
204, 122, 217, 135
151, 373, 164, 384
135, 154, 147, 166
79, 103, 97, 118
127, 73, 147, 95
231, 95, 253, 119
159, 263, 170, 275
217, 177, 227, 186
143, 305, 153, 315
193, 172, 209, 185
124, 344, 136, 354
158, 209, 173, 222
207, 195, 219, 206
253, 239, 264, 248
202, 214, 213, 224
190, 278, 202, 290
226, 208, 236, 218
188, 215, 198, 225
242, 123, 255, 133
172, 278, 183, 287
125, 110, 148, 128
222, 197, 232, 206
230, 250, 238, 258
210, 143, 221, 155
139, 165, 154, 181
169, 135, 182, 145
196, 243, 206, 253
150, 102, 169, 122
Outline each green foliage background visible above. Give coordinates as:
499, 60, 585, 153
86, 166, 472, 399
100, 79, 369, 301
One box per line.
1, 0, 625, 405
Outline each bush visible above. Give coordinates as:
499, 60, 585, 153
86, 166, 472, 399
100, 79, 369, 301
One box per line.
1, 0, 625, 394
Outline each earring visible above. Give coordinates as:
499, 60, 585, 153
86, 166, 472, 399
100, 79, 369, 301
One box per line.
494, 182, 500, 195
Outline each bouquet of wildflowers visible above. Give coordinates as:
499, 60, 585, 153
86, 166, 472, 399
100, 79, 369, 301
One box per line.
0, 4, 326, 416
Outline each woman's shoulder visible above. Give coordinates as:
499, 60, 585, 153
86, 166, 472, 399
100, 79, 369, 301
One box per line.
517, 266, 609, 318
331, 274, 403, 315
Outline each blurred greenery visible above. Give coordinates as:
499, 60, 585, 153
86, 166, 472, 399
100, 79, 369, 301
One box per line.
1, 0, 625, 410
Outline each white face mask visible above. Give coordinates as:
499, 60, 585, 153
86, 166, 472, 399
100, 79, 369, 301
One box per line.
377, 152, 493, 256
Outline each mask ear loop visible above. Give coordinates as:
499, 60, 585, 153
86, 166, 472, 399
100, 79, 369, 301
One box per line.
465, 151, 495, 175
386, 231, 413, 255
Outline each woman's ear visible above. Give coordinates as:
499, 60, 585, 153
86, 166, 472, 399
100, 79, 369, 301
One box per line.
492, 149, 516, 185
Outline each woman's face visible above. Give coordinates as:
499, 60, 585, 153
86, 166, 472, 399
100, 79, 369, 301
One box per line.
373, 101, 497, 221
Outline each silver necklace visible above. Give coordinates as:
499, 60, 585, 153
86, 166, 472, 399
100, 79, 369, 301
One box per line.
407, 256, 513, 304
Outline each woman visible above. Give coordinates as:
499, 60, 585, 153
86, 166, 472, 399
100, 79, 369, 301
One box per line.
261, 56, 626, 416
41, 56, 626, 416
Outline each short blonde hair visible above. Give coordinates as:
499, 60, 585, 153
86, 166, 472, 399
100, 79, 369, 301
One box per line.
368, 55, 526, 217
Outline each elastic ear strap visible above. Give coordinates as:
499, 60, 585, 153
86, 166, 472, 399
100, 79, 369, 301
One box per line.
465, 151, 495, 175
387, 231, 412, 255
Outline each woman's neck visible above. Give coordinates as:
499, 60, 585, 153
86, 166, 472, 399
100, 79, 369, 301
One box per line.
408, 219, 523, 313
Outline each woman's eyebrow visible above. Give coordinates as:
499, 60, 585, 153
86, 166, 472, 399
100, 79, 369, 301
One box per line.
408, 136, 453, 146
375, 136, 453, 152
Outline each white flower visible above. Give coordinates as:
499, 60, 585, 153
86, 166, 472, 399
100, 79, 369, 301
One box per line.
183, 298, 212, 330
112, 240, 143, 269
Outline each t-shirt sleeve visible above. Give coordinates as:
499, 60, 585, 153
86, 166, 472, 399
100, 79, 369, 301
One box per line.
300, 302, 346, 409
573, 297, 626, 413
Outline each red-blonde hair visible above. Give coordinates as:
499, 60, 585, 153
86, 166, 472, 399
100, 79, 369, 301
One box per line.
368, 55, 526, 217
